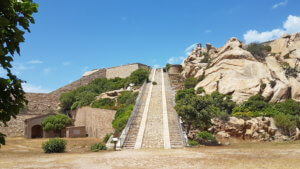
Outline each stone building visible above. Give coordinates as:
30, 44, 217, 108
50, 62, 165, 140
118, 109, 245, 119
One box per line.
0, 63, 150, 138
24, 113, 56, 138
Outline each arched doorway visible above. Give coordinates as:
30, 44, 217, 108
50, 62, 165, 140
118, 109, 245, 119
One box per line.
31, 125, 43, 138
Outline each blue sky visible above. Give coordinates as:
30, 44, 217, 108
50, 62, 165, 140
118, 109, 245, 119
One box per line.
2, 0, 300, 93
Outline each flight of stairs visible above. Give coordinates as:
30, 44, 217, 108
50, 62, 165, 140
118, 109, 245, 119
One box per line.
122, 69, 185, 149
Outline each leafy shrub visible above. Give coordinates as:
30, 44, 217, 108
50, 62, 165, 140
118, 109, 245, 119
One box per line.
274, 113, 297, 136
59, 69, 149, 112
175, 90, 235, 132
184, 77, 198, 89
197, 131, 216, 141
42, 114, 73, 132
112, 105, 134, 133
233, 94, 270, 114
42, 138, 66, 153
232, 111, 258, 117
103, 133, 112, 143
188, 140, 199, 146
127, 69, 150, 86
90, 143, 107, 152
196, 87, 205, 94
273, 99, 300, 116
165, 63, 171, 71
283, 65, 298, 78
91, 98, 116, 109
117, 91, 138, 106
152, 81, 157, 85
246, 43, 271, 61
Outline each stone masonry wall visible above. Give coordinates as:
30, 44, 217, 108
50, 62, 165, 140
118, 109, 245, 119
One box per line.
72, 107, 116, 138
0, 114, 36, 137
106, 63, 150, 79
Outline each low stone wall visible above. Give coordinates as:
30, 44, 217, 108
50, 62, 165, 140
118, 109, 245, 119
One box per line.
71, 107, 116, 138
66, 126, 86, 138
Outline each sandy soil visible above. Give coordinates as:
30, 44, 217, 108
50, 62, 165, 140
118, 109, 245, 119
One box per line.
1, 137, 300, 169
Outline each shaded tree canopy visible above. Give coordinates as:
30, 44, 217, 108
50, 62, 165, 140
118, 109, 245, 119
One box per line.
0, 0, 38, 147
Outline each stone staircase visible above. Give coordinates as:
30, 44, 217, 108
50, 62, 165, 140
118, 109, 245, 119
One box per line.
122, 69, 185, 149
122, 82, 151, 149
164, 73, 185, 148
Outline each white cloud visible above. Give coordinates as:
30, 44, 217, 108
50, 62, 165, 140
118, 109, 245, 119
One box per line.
272, 1, 288, 9
153, 64, 161, 68
43, 68, 52, 75
184, 43, 197, 56
27, 60, 43, 64
283, 15, 300, 33
243, 15, 300, 43
63, 61, 71, 66
167, 56, 185, 64
204, 29, 212, 33
22, 83, 51, 93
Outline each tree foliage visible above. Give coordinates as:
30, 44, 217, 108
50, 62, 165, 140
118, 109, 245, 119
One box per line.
175, 89, 235, 133
246, 43, 271, 61
41, 114, 73, 132
59, 69, 149, 112
0, 0, 38, 147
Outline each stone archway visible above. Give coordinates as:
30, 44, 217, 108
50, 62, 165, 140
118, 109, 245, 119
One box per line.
31, 125, 43, 138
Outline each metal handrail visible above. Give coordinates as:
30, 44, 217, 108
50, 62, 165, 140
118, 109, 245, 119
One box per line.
116, 81, 147, 149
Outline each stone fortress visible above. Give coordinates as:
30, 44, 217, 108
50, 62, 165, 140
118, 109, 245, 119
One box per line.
0, 63, 150, 138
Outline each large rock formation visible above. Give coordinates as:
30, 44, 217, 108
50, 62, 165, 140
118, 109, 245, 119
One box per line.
181, 33, 300, 103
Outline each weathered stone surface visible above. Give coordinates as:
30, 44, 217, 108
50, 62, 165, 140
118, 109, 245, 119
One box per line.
210, 117, 291, 141
181, 33, 300, 103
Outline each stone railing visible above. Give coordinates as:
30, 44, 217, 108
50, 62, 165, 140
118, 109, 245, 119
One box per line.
116, 81, 147, 149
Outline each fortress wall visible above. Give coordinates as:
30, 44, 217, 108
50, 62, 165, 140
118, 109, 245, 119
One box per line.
72, 107, 116, 138
0, 114, 36, 137
106, 63, 150, 79
106, 64, 139, 79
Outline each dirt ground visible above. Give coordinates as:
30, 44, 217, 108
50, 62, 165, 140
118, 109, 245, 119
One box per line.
1, 137, 300, 169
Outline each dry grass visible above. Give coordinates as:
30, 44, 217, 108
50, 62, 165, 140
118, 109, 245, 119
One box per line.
1, 137, 300, 169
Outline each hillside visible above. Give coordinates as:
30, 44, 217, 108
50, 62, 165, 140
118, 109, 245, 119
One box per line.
181, 33, 300, 104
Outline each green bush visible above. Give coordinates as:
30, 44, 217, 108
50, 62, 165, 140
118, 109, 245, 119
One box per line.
165, 63, 171, 71
188, 140, 199, 146
112, 105, 134, 133
91, 98, 116, 109
274, 113, 297, 136
59, 69, 149, 112
196, 87, 205, 94
246, 43, 271, 61
283, 65, 299, 78
128, 69, 150, 86
197, 131, 216, 141
152, 81, 157, 85
184, 77, 198, 89
90, 143, 107, 152
42, 138, 66, 153
117, 91, 138, 106
42, 114, 73, 132
103, 133, 112, 143
175, 90, 235, 132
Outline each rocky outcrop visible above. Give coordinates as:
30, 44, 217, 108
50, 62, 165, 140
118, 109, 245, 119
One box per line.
209, 117, 291, 141
181, 33, 300, 103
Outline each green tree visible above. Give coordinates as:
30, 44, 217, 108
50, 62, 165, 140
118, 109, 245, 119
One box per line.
184, 77, 198, 89
0, 0, 38, 147
41, 114, 73, 136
